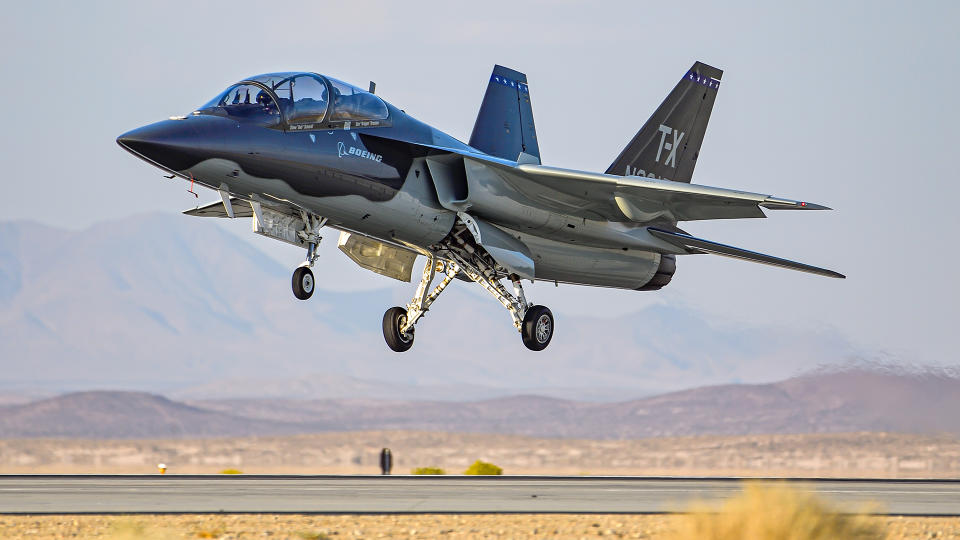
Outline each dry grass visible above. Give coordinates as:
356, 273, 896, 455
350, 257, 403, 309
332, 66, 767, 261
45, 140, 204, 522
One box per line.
107, 518, 177, 539
669, 482, 884, 540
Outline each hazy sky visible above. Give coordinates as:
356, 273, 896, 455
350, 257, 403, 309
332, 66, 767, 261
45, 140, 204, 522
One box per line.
0, 1, 957, 365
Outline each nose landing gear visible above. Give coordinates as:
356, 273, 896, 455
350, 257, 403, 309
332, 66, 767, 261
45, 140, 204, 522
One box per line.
291, 212, 325, 301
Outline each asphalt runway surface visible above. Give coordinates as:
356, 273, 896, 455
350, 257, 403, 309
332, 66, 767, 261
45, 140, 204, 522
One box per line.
1, 476, 958, 516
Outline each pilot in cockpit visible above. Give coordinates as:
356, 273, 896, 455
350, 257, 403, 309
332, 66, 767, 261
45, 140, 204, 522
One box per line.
256, 90, 275, 114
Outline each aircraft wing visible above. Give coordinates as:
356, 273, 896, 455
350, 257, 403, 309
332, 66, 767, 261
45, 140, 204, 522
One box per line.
647, 227, 845, 279
486, 161, 829, 223
401, 139, 830, 224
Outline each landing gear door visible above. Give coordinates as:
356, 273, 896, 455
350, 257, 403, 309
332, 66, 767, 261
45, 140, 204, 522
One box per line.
337, 231, 418, 282
461, 214, 535, 280
251, 204, 309, 249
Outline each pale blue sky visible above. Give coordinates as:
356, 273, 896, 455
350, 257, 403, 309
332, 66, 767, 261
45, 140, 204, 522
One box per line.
0, 1, 957, 365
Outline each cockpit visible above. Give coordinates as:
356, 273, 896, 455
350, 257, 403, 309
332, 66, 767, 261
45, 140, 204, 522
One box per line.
195, 72, 390, 130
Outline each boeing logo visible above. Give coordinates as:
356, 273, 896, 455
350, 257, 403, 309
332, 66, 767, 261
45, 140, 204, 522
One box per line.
337, 141, 382, 163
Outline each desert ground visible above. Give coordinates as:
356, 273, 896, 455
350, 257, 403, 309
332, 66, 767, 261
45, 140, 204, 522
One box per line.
1, 431, 958, 477
0, 514, 958, 539
2, 433, 959, 538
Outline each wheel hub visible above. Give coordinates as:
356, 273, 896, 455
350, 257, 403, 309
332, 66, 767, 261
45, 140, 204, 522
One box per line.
535, 314, 551, 343
398, 314, 412, 343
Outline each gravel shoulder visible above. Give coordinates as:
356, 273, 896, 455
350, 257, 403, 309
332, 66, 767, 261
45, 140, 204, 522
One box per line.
1, 514, 959, 539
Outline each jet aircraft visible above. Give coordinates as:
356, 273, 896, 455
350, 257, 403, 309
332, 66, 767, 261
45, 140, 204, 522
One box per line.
117, 62, 843, 352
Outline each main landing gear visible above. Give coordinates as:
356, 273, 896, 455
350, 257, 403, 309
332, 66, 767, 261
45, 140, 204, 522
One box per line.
521, 304, 554, 352
382, 256, 460, 352
285, 212, 555, 352
381, 233, 555, 353
291, 213, 326, 301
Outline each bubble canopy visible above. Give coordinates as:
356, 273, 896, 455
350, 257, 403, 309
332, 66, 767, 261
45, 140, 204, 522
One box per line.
196, 72, 389, 129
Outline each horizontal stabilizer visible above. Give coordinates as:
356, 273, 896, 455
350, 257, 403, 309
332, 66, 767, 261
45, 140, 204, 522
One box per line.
648, 227, 845, 279
183, 198, 253, 218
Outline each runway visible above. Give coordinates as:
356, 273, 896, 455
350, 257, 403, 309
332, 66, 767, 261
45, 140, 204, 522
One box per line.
1, 476, 958, 515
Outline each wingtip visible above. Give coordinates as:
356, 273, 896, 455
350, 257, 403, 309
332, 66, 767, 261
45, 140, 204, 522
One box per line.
761, 198, 832, 211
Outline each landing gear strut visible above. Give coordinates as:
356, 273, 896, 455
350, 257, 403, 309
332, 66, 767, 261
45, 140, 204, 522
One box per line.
382, 256, 460, 352
382, 217, 556, 352
291, 212, 326, 301
448, 251, 554, 352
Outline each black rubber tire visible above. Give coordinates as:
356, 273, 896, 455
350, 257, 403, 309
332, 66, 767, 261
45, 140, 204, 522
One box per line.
292, 266, 314, 300
382, 306, 414, 352
521, 305, 554, 351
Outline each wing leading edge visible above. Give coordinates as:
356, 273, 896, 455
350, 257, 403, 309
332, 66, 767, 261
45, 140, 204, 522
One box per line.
478, 159, 831, 223
647, 227, 845, 279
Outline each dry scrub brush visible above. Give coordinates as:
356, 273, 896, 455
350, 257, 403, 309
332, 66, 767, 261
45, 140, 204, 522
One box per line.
412, 467, 446, 475
464, 460, 502, 475
669, 482, 884, 540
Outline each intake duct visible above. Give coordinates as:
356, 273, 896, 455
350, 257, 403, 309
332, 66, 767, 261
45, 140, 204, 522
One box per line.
637, 254, 676, 291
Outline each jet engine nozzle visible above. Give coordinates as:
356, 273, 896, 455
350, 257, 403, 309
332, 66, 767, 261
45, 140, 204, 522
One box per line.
636, 253, 676, 291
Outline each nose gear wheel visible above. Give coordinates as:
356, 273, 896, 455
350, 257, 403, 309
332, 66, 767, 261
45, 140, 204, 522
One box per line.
289, 211, 326, 301
292, 266, 314, 300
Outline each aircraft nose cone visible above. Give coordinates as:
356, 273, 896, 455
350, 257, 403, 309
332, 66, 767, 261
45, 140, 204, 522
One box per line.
116, 119, 206, 172
117, 121, 171, 153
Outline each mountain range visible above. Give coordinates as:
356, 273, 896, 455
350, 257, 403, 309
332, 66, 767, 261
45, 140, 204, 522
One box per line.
0, 369, 957, 439
0, 213, 860, 400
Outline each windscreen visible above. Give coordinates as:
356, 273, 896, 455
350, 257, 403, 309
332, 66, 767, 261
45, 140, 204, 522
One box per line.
195, 72, 388, 128
198, 83, 283, 126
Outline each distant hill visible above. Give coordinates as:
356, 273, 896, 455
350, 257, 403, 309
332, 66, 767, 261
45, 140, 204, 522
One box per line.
2, 369, 958, 439
169, 373, 651, 403
0, 391, 308, 438
190, 368, 960, 438
0, 213, 857, 400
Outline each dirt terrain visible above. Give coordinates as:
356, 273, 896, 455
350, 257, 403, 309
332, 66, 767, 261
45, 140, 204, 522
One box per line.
0, 514, 958, 539
1, 431, 958, 477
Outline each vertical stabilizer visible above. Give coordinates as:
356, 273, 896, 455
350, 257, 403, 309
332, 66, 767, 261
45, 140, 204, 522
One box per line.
606, 61, 722, 183
469, 65, 540, 163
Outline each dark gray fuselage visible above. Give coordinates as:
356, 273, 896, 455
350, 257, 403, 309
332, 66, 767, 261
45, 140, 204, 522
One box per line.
118, 81, 668, 290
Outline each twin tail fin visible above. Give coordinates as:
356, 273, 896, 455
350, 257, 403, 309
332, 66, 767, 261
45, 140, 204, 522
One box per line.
606, 61, 723, 183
